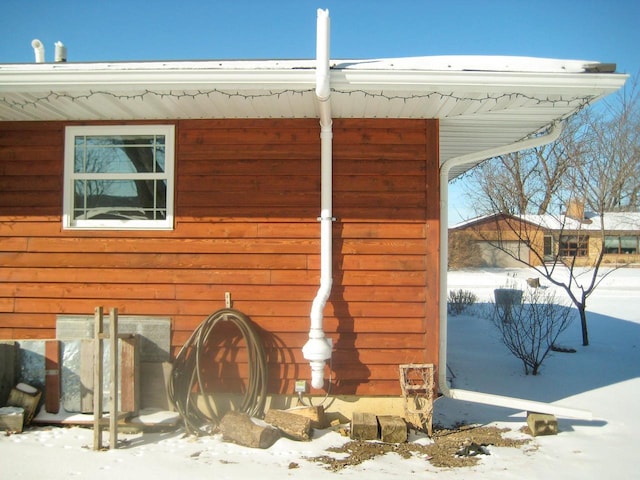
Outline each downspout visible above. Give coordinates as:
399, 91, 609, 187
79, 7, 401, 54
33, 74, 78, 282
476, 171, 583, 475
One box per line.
302, 8, 333, 390
439, 122, 593, 420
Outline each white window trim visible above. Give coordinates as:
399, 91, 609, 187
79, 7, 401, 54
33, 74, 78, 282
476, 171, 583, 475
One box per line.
63, 124, 175, 230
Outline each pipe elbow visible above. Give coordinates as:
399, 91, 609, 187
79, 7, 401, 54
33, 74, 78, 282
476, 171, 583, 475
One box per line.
31, 39, 45, 63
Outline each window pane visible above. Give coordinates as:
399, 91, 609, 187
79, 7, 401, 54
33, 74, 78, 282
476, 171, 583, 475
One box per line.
620, 236, 638, 254
604, 236, 620, 254
74, 135, 165, 174
543, 235, 553, 256
73, 179, 167, 220
559, 235, 588, 257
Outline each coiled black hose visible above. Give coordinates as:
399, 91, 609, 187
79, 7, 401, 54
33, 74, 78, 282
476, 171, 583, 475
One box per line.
168, 308, 268, 435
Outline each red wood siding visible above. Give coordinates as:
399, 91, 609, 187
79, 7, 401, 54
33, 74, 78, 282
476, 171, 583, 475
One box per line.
0, 118, 440, 396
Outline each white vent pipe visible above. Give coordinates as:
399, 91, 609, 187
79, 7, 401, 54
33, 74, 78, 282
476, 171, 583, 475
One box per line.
55, 41, 67, 62
31, 39, 45, 63
302, 8, 334, 390
439, 123, 592, 419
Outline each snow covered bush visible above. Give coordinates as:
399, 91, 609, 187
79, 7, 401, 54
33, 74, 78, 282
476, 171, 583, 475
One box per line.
490, 287, 573, 375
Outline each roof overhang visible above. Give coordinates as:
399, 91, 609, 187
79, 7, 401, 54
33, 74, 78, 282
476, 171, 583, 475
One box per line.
0, 56, 628, 179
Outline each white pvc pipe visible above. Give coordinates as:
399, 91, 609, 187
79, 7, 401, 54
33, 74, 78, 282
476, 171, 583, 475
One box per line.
31, 39, 45, 63
315, 9, 331, 102
55, 41, 67, 63
438, 122, 592, 420
302, 8, 333, 390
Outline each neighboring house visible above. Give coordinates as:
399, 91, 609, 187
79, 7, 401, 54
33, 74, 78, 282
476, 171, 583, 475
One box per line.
450, 213, 545, 268
450, 211, 640, 268
0, 11, 627, 418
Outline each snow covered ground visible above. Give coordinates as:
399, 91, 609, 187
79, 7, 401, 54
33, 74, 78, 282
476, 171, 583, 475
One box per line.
2, 267, 639, 479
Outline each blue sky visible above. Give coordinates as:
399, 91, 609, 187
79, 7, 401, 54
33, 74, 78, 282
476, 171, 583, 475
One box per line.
2, 0, 638, 71
2, 0, 638, 223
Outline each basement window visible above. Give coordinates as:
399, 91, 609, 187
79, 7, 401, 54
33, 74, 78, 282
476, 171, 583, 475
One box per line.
63, 125, 175, 230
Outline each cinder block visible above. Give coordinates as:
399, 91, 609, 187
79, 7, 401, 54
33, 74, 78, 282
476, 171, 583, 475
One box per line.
351, 412, 378, 440
527, 412, 558, 436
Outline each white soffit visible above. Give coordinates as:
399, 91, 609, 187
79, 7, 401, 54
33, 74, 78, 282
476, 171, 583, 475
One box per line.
0, 56, 628, 178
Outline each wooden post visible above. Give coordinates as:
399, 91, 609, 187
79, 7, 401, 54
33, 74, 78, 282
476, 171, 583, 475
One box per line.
109, 308, 118, 450
93, 307, 104, 451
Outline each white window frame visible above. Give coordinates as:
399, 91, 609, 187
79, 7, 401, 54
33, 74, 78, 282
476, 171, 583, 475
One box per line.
63, 125, 175, 230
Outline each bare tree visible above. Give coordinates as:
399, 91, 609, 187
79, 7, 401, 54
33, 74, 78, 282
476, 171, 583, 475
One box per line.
467, 119, 580, 216
566, 79, 640, 213
463, 74, 640, 346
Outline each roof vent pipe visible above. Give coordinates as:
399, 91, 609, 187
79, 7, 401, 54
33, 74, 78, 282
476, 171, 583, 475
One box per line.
302, 8, 333, 390
31, 39, 45, 63
55, 41, 67, 63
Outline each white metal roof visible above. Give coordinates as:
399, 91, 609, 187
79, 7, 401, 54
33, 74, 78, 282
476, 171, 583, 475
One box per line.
0, 56, 627, 179
524, 212, 640, 232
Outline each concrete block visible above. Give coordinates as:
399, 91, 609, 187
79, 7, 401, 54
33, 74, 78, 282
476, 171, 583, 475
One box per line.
527, 412, 558, 436
351, 412, 378, 440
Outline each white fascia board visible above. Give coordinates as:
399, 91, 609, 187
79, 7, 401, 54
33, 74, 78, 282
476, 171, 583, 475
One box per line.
0, 67, 317, 92
0, 61, 627, 97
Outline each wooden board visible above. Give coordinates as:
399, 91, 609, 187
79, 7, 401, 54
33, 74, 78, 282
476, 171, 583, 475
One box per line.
0, 342, 17, 405
44, 340, 60, 413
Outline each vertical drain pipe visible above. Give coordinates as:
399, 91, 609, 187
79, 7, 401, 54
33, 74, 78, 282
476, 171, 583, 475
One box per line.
302, 8, 334, 390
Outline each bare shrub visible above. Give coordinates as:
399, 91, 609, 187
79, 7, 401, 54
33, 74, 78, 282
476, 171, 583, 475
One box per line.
490, 287, 573, 375
447, 289, 479, 315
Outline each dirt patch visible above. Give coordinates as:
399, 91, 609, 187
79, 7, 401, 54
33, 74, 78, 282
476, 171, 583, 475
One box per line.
307, 425, 530, 471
